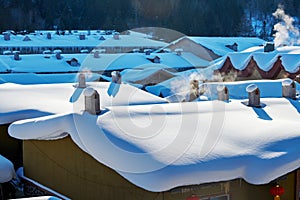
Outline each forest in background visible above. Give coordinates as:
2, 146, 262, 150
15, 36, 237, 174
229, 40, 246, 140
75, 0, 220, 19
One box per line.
0, 0, 300, 39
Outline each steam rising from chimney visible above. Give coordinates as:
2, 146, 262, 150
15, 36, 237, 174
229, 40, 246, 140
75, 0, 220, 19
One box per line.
273, 5, 300, 47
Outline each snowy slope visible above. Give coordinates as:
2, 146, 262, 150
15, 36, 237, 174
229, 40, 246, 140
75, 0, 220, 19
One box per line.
0, 82, 166, 125
7, 80, 300, 192
0, 154, 15, 183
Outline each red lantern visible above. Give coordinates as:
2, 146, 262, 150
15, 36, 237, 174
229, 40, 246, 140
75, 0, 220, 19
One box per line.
186, 195, 200, 200
270, 185, 284, 200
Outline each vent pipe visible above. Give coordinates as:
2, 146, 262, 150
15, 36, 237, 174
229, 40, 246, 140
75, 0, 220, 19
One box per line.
78, 73, 86, 88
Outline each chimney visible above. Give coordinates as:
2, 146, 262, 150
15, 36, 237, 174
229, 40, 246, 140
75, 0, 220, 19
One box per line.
144, 49, 152, 55
3, 32, 10, 41
78, 72, 86, 88
13, 51, 21, 61
113, 32, 120, 40
93, 50, 100, 58
189, 80, 199, 101
217, 85, 229, 101
295, 74, 300, 84
84, 87, 101, 115
175, 48, 183, 56
46, 32, 51, 39
111, 71, 122, 84
53, 50, 62, 59
246, 84, 260, 107
282, 79, 296, 99
264, 42, 275, 52
79, 34, 86, 40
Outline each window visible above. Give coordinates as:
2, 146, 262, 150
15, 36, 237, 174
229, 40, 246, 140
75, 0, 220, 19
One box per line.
202, 194, 229, 200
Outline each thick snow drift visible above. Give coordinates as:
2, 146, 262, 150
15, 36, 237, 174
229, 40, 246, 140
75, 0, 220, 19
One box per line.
0, 155, 15, 183
7, 80, 300, 192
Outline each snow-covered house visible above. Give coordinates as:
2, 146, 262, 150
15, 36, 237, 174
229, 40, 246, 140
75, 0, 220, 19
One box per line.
0, 30, 168, 55
0, 78, 299, 199
160, 36, 219, 61
211, 48, 300, 81
189, 37, 266, 57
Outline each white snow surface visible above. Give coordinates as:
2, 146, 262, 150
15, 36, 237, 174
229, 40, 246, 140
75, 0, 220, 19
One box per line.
0, 154, 15, 183
6, 80, 300, 192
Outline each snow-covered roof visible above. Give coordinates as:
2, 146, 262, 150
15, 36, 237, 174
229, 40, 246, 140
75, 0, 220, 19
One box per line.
5, 79, 300, 192
211, 50, 300, 73
0, 52, 208, 75
0, 154, 15, 183
0, 82, 167, 125
0, 32, 167, 48
189, 37, 266, 56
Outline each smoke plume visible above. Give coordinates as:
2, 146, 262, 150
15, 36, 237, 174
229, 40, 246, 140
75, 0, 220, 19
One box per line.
273, 5, 300, 47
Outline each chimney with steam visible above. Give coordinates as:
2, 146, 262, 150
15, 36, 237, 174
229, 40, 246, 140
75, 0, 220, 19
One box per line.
264, 42, 275, 52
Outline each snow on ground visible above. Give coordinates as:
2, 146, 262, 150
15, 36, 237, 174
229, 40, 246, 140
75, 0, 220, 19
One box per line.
0, 154, 15, 183
6, 79, 300, 192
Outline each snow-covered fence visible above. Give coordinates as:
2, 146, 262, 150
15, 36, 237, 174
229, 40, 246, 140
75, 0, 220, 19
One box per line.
84, 87, 101, 115
282, 79, 296, 99
246, 84, 260, 107
217, 85, 229, 101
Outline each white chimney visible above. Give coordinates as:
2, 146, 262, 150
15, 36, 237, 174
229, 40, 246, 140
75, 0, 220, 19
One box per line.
84, 87, 101, 115
78, 73, 86, 88
282, 79, 296, 99
217, 85, 229, 101
246, 84, 260, 107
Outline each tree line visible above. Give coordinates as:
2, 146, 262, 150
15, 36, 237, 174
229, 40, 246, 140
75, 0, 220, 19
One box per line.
0, 0, 299, 38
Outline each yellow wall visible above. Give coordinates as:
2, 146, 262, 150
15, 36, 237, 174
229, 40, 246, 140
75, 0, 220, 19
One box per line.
23, 137, 296, 200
